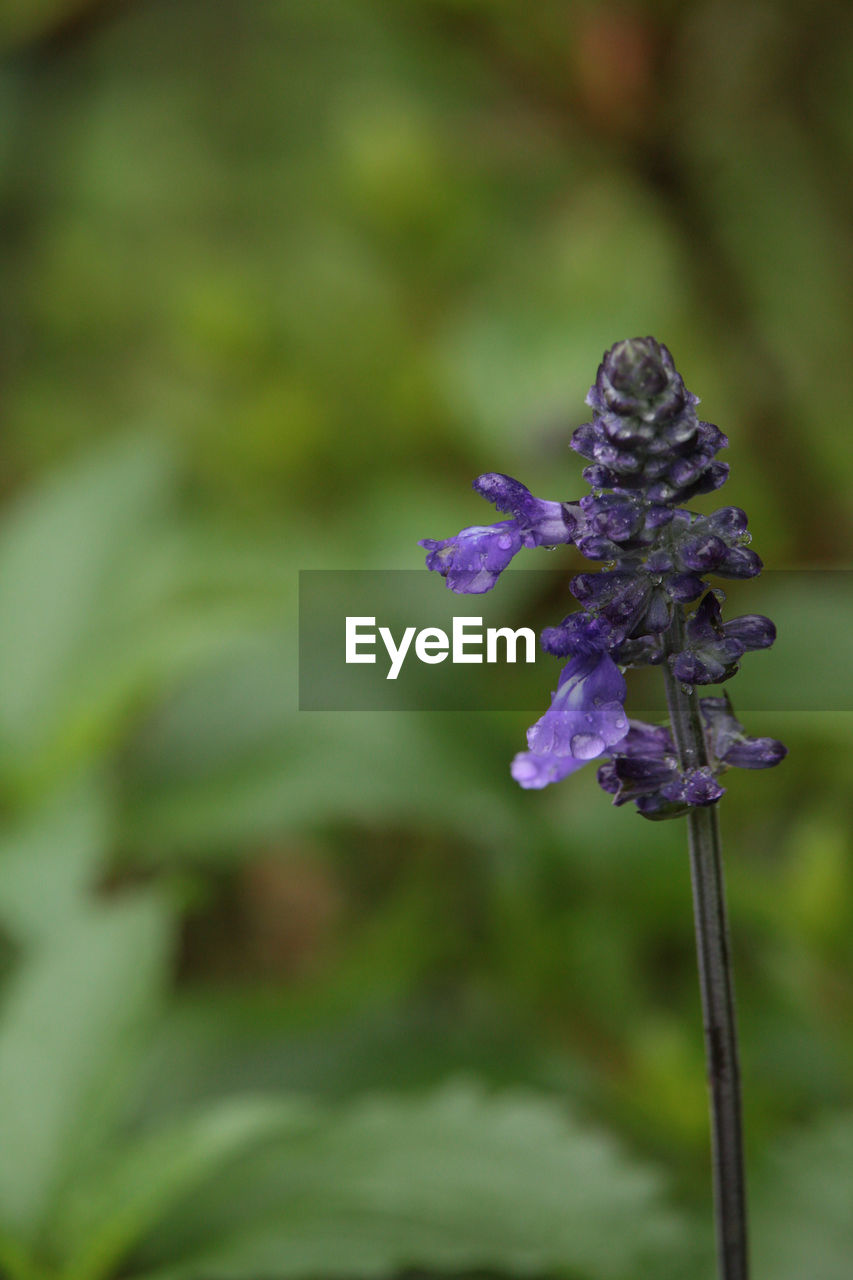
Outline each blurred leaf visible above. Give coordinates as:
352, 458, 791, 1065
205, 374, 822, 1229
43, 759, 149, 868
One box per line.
125, 632, 529, 857
752, 1113, 853, 1280
133, 1082, 690, 1280
0, 895, 171, 1243
52, 1098, 314, 1280
0, 437, 173, 781
0, 774, 109, 946
0, 439, 284, 799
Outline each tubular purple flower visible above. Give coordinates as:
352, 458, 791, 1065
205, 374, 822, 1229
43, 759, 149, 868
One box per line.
420, 472, 582, 593
510, 749, 589, 790
418, 336, 785, 810
472, 472, 582, 546
523, 651, 628, 766
419, 522, 524, 594
700, 696, 787, 769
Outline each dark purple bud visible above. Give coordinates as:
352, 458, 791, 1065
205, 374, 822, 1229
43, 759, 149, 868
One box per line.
570, 571, 610, 605
722, 737, 787, 769
582, 464, 617, 490
645, 505, 674, 529
697, 422, 729, 453
614, 754, 676, 788
669, 650, 725, 685
716, 546, 763, 578
683, 767, 725, 805
684, 460, 730, 497
679, 534, 728, 571
597, 716, 723, 815
686, 592, 725, 643
591, 441, 622, 468
635, 793, 688, 818
703, 506, 748, 540
723, 614, 776, 651
570, 423, 599, 459
570, 572, 650, 630
540, 612, 615, 658
643, 587, 672, 633
668, 457, 705, 489
612, 635, 664, 665
645, 549, 674, 573
641, 456, 673, 480
609, 451, 643, 475
576, 534, 620, 559
617, 721, 675, 757
669, 593, 745, 684
582, 493, 645, 542
665, 573, 706, 602
601, 416, 649, 447
700, 695, 787, 771
596, 761, 620, 794
646, 480, 676, 504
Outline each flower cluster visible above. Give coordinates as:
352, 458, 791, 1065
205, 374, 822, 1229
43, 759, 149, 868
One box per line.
420, 338, 786, 815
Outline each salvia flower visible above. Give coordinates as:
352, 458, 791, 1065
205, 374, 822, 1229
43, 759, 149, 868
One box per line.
419, 474, 581, 594
419, 337, 787, 816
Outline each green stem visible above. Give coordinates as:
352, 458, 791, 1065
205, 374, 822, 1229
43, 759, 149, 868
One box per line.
663, 610, 749, 1280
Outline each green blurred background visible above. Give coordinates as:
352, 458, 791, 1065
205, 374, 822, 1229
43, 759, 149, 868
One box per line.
1, 2, 852, 1278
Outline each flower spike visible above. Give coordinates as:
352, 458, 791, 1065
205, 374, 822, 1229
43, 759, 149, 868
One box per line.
419, 337, 785, 811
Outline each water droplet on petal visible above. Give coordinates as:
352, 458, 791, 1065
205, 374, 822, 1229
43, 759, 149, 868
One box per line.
570, 732, 605, 760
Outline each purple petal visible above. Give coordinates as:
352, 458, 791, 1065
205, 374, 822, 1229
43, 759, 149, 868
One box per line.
699, 695, 787, 770
616, 720, 676, 757
679, 533, 728, 571
723, 614, 776, 650
511, 750, 588, 790
525, 652, 628, 760
717, 546, 763, 578
683, 767, 725, 805
540, 613, 615, 658
420, 521, 523, 593
473, 473, 580, 546
721, 737, 787, 769
703, 506, 748, 540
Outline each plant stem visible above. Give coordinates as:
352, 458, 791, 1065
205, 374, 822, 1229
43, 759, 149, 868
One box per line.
663, 610, 749, 1280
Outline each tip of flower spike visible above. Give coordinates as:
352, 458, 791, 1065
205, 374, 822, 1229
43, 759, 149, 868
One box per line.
607, 338, 669, 400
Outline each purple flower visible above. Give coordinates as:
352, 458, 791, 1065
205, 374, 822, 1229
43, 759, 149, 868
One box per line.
472, 473, 582, 547
597, 720, 725, 815
669, 593, 776, 686
510, 750, 588, 791
420, 521, 524, 594
419, 338, 786, 810
512, 651, 628, 790
573, 338, 728, 504
420, 473, 581, 593
700, 696, 787, 769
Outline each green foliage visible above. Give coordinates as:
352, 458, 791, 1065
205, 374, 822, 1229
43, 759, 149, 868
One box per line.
0, 895, 171, 1245
49, 1099, 313, 1280
752, 1115, 853, 1280
133, 1084, 690, 1280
